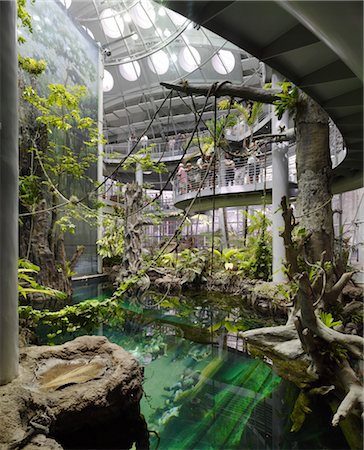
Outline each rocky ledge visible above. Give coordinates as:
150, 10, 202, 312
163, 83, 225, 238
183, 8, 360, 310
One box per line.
0, 336, 149, 450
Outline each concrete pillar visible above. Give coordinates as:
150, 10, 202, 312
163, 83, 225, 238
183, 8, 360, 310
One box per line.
218, 208, 229, 249
353, 191, 364, 285
272, 72, 289, 283
97, 46, 104, 274
0, 1, 19, 384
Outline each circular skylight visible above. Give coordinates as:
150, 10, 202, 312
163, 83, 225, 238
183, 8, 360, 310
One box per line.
212, 50, 235, 74
179, 46, 201, 72
148, 50, 169, 75
82, 26, 95, 40
119, 60, 141, 81
59, 0, 72, 9
103, 70, 114, 92
100, 8, 124, 39
130, 0, 155, 29
166, 9, 187, 26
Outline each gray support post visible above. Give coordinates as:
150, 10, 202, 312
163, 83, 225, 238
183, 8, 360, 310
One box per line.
97, 46, 104, 274
135, 163, 143, 185
272, 72, 289, 283
218, 208, 229, 250
0, 1, 19, 385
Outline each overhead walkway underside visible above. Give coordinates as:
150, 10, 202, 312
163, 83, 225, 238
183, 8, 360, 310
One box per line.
163, 0, 363, 194
174, 181, 298, 212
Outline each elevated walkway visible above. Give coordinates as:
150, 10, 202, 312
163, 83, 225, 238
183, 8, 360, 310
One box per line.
163, 1, 363, 195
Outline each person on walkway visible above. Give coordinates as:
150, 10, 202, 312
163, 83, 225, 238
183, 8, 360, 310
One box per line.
140, 134, 148, 149
224, 154, 235, 186
247, 154, 260, 183
168, 136, 176, 153
177, 163, 187, 194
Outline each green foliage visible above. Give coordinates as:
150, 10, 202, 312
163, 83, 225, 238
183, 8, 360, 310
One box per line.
290, 391, 312, 432
320, 342, 348, 365
191, 114, 237, 155
19, 174, 41, 206
18, 259, 67, 300
155, 248, 208, 284
121, 148, 166, 173
97, 213, 125, 259
19, 298, 124, 342
238, 210, 272, 281
319, 312, 342, 329
212, 248, 240, 271
18, 56, 47, 76
273, 82, 298, 120
20, 83, 103, 235
17, 0, 34, 44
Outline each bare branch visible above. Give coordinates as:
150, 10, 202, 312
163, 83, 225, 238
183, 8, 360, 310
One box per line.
160, 81, 281, 104
332, 359, 364, 426
324, 271, 356, 306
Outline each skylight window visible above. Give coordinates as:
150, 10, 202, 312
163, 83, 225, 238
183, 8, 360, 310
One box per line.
103, 70, 114, 92
100, 8, 124, 39
148, 50, 169, 75
130, 0, 155, 29
179, 46, 201, 72
59, 0, 72, 9
212, 50, 235, 74
119, 60, 141, 81
166, 9, 187, 26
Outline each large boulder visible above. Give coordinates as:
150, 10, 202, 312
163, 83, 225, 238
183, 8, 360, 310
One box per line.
0, 336, 149, 450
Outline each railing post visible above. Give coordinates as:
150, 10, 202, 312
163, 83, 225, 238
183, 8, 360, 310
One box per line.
272, 72, 289, 283
0, 0, 19, 385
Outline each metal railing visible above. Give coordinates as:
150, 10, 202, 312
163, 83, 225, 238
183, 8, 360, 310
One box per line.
173, 147, 297, 198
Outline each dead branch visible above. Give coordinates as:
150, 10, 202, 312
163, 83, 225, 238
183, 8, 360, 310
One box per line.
160, 81, 281, 104
332, 359, 364, 426
324, 271, 356, 306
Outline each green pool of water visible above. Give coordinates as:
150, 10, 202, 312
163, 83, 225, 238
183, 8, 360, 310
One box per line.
64, 282, 350, 449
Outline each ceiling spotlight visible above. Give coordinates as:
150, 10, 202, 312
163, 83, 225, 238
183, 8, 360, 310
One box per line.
158, 7, 166, 16
163, 28, 171, 37
132, 33, 139, 40
124, 13, 132, 23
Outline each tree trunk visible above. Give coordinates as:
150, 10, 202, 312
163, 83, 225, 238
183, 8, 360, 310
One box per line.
120, 183, 144, 277
295, 94, 334, 263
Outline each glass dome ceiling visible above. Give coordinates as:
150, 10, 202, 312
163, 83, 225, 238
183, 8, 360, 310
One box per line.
66, 0, 265, 145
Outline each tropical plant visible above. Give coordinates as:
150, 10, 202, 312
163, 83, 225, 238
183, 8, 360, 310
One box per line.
97, 211, 125, 260
319, 312, 342, 329
18, 259, 67, 300
19, 297, 124, 342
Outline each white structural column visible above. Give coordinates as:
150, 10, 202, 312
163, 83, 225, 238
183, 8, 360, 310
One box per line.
135, 163, 143, 185
0, 1, 19, 384
272, 72, 289, 282
97, 46, 104, 274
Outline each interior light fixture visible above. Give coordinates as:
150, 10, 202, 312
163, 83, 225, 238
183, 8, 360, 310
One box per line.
171, 53, 177, 62
158, 7, 166, 16
163, 28, 171, 37
132, 33, 139, 40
